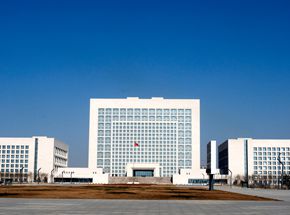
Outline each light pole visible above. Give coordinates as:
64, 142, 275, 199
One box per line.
50, 169, 54, 184
228, 169, 233, 188
37, 168, 41, 184
70, 171, 74, 184
277, 152, 285, 189
20, 167, 24, 184
62, 170, 65, 184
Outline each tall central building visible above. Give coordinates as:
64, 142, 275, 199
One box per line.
88, 97, 200, 177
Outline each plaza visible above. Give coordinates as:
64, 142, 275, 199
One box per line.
0, 191, 289, 215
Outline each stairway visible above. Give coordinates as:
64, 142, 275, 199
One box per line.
109, 176, 172, 184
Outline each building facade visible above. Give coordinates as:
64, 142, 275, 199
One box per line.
88, 97, 200, 177
0, 136, 68, 182
218, 138, 290, 185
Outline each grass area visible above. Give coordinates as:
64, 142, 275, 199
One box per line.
0, 184, 274, 200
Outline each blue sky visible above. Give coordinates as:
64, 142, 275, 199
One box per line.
0, 0, 290, 166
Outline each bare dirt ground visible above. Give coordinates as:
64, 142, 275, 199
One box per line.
0, 184, 274, 200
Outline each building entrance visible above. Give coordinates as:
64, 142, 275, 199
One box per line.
133, 170, 154, 177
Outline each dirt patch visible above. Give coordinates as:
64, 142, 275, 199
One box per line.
0, 185, 274, 201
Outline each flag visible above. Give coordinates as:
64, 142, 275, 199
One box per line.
134, 142, 139, 147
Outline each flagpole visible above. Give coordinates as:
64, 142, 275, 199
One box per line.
132, 141, 139, 184
133, 144, 134, 184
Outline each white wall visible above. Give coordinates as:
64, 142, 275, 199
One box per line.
55, 167, 109, 184
228, 138, 246, 179
173, 168, 207, 185
37, 137, 54, 179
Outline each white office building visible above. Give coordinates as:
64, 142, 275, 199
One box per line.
88, 97, 200, 177
218, 138, 290, 185
0, 136, 68, 183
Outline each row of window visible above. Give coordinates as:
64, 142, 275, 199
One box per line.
98, 138, 181, 143
253, 157, 290, 161
110, 142, 187, 146
55, 147, 67, 157
54, 156, 67, 165
99, 122, 183, 128
1, 154, 28, 158
111, 139, 190, 143
98, 108, 192, 115
0, 145, 29, 149
98, 137, 191, 141
111, 137, 179, 140
253, 170, 290, 175
97, 160, 192, 165
254, 152, 290, 156
97, 144, 188, 149
1, 164, 28, 168
112, 127, 183, 130
0, 150, 29, 154
254, 147, 290, 151
254, 161, 290, 166
1, 159, 28, 163
112, 124, 183, 128
114, 122, 185, 125
98, 116, 191, 122
105, 148, 179, 152
254, 166, 290, 170
1, 168, 28, 173
101, 132, 180, 136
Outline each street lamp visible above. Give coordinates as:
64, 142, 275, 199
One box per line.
37, 168, 41, 184
228, 169, 233, 188
202, 173, 205, 186
50, 169, 54, 184
20, 167, 24, 184
70, 171, 74, 184
62, 170, 65, 184
277, 152, 285, 189
220, 168, 232, 188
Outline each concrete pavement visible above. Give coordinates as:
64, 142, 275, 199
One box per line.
0, 198, 290, 215
0, 186, 289, 215
215, 185, 290, 201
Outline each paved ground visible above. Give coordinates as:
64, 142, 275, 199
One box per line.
0, 187, 289, 215
215, 185, 290, 201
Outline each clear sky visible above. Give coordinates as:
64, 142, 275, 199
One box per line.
0, 0, 290, 166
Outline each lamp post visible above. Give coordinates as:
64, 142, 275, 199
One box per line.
50, 169, 54, 184
37, 168, 41, 184
277, 152, 285, 189
62, 170, 65, 184
70, 171, 74, 184
20, 167, 24, 184
228, 169, 233, 188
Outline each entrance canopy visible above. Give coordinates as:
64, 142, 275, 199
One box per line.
126, 163, 160, 177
